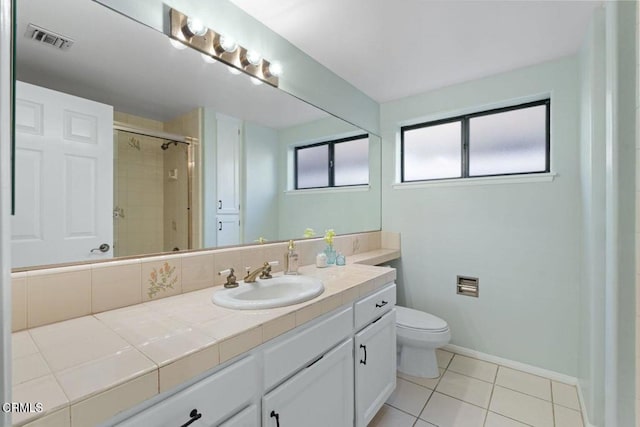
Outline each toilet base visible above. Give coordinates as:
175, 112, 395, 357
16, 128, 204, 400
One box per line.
397, 346, 439, 378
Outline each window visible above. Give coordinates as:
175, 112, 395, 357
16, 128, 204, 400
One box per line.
401, 99, 550, 182
295, 135, 369, 189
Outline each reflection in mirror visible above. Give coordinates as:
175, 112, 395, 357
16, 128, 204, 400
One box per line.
12, 0, 381, 270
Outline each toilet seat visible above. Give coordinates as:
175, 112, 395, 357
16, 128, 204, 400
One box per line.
396, 306, 448, 333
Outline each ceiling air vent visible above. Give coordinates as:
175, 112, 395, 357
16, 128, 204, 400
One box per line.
25, 23, 74, 50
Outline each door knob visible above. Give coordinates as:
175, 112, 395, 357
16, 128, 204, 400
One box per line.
90, 243, 110, 253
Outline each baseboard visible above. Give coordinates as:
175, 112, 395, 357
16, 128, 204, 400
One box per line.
443, 344, 578, 384
443, 344, 596, 425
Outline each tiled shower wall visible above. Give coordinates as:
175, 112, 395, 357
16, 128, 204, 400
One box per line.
114, 112, 166, 256
113, 110, 200, 256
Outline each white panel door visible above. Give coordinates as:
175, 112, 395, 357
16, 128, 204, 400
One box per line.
216, 115, 240, 215
217, 214, 240, 247
354, 310, 397, 427
12, 81, 113, 267
262, 339, 354, 427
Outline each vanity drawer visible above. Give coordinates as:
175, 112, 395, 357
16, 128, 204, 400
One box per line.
354, 283, 396, 330
117, 355, 257, 427
263, 306, 353, 390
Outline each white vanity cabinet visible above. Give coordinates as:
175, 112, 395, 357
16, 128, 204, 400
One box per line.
262, 339, 354, 427
115, 355, 258, 427
353, 284, 397, 427
112, 282, 397, 427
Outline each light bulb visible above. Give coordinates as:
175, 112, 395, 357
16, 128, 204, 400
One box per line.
201, 53, 216, 64
250, 77, 263, 86
246, 50, 262, 66
220, 35, 238, 53
169, 38, 187, 50
185, 18, 207, 37
228, 66, 241, 75
267, 61, 283, 77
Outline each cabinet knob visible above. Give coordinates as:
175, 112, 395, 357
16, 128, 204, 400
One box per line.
218, 200, 222, 209
375, 300, 388, 308
179, 409, 202, 427
270, 410, 280, 427
218, 221, 223, 231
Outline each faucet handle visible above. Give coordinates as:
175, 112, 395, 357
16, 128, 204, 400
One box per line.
260, 261, 279, 279
218, 268, 238, 288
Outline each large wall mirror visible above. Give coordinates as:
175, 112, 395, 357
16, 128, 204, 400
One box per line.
12, 0, 381, 270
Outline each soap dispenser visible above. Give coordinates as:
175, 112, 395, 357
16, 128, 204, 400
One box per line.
285, 240, 299, 275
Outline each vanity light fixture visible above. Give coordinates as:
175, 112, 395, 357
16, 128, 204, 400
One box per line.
265, 61, 283, 78
219, 35, 238, 53
184, 17, 207, 37
170, 8, 281, 87
245, 50, 262, 66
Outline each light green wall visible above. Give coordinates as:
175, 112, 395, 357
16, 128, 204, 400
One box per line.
94, 0, 379, 135
613, 1, 637, 424
578, 7, 606, 425
277, 116, 381, 239
381, 56, 582, 375
243, 122, 279, 243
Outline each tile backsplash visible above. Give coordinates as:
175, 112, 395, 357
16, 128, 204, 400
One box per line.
12, 231, 396, 331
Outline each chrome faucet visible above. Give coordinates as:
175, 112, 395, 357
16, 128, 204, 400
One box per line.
244, 261, 277, 283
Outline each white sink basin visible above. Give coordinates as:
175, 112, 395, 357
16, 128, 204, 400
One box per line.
212, 275, 325, 310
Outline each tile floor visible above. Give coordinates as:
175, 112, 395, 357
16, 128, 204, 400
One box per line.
369, 350, 584, 427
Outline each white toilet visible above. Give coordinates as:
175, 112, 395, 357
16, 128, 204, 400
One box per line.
396, 306, 451, 378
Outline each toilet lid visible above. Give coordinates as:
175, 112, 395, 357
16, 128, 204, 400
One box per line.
396, 306, 448, 332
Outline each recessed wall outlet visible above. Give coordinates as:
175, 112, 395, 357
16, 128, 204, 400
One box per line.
457, 275, 479, 297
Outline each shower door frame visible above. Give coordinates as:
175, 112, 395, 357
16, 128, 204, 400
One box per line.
113, 121, 196, 252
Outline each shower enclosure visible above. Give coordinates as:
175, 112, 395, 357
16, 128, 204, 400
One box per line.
113, 126, 193, 257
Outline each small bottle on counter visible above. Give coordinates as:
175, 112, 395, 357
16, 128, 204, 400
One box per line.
285, 240, 299, 275
335, 252, 346, 266
316, 252, 328, 268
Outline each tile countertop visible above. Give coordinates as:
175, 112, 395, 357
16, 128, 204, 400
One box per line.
12, 249, 400, 427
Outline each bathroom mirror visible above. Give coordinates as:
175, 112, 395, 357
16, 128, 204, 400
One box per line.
12, 0, 381, 269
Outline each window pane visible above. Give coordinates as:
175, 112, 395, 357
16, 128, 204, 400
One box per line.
296, 145, 329, 188
334, 137, 369, 186
403, 121, 462, 181
469, 105, 547, 176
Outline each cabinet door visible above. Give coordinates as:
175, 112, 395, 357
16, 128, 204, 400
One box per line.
354, 310, 396, 427
216, 116, 240, 215
263, 339, 353, 427
217, 214, 240, 246
219, 404, 259, 427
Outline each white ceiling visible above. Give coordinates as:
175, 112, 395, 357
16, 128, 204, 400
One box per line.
229, 0, 601, 103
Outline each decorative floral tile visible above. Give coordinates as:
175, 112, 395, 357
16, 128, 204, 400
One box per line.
141, 257, 181, 301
